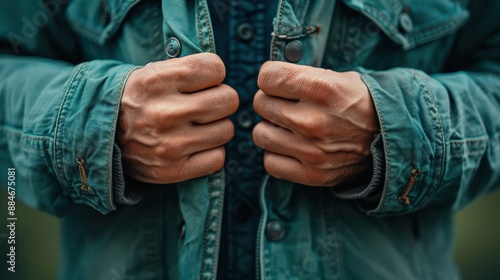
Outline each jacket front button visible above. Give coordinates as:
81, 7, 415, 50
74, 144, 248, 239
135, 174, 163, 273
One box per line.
237, 110, 253, 129
284, 40, 303, 63
399, 13, 413, 33
266, 220, 285, 241
165, 37, 182, 58
237, 23, 255, 42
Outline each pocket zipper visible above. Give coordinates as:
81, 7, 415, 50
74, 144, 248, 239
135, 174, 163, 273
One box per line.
398, 169, 420, 205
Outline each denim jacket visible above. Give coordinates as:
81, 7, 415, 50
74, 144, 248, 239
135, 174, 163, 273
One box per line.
1, 0, 499, 279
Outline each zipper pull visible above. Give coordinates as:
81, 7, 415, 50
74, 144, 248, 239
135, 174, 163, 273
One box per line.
77, 158, 92, 193
398, 169, 420, 205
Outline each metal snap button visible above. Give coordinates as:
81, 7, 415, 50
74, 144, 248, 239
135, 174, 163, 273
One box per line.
399, 13, 413, 33
165, 37, 182, 58
284, 40, 303, 63
266, 220, 285, 241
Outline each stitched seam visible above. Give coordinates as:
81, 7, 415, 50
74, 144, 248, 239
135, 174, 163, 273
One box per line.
276, 24, 315, 31
321, 191, 337, 278
211, 171, 224, 279
54, 63, 86, 190
360, 74, 390, 213
363, 5, 400, 37
449, 138, 489, 158
270, 0, 285, 60
408, 17, 467, 48
197, 2, 205, 52
106, 66, 138, 210
414, 71, 446, 207
103, 0, 141, 43
274, 25, 318, 40
200, 179, 212, 280
411, 16, 466, 39
0, 128, 53, 152
0, 126, 54, 142
202, 0, 215, 52
362, 3, 466, 49
450, 151, 485, 157
70, 0, 141, 44
302, 0, 311, 23
449, 138, 489, 145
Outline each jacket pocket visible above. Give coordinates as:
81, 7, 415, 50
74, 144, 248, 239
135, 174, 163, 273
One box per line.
342, 0, 470, 50
65, 0, 142, 45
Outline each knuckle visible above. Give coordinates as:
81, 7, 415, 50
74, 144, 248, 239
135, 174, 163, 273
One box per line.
258, 62, 294, 90
304, 150, 329, 167
263, 152, 286, 180
197, 93, 219, 113
155, 140, 179, 160
301, 72, 331, 102
253, 91, 265, 115
138, 63, 163, 87
257, 62, 272, 89
225, 119, 235, 140
148, 106, 166, 120
215, 119, 234, 144
303, 113, 330, 138
207, 54, 226, 81
252, 123, 270, 148
263, 158, 278, 178
174, 63, 194, 82
188, 53, 226, 82
209, 148, 226, 173
148, 106, 175, 128
218, 85, 240, 112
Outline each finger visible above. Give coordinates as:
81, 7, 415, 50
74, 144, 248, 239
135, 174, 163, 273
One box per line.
147, 84, 238, 128
253, 121, 326, 167
264, 152, 335, 187
149, 53, 226, 93
126, 146, 225, 184
258, 61, 311, 101
188, 84, 239, 124
258, 61, 336, 103
120, 118, 233, 164
253, 90, 309, 134
179, 118, 234, 156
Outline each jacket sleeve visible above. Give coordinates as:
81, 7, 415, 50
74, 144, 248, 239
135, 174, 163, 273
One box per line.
0, 2, 137, 216
357, 1, 500, 216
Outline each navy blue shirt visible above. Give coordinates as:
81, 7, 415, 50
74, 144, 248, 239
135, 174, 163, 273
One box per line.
208, 1, 278, 279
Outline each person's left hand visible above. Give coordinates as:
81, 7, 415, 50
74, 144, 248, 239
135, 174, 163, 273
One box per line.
253, 61, 379, 186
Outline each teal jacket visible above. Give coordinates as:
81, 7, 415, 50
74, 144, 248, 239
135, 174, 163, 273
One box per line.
1, 0, 499, 279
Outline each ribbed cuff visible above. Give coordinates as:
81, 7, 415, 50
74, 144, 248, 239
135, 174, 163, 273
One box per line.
331, 133, 385, 207
112, 143, 143, 205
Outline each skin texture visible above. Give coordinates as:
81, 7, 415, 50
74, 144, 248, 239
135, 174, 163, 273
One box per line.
252, 61, 379, 187
117, 53, 239, 184
118, 54, 379, 186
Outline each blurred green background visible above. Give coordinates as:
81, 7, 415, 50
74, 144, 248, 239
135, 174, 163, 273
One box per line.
1, 189, 500, 280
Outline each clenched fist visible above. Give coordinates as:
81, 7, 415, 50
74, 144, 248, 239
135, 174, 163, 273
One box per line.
253, 61, 379, 186
118, 53, 239, 184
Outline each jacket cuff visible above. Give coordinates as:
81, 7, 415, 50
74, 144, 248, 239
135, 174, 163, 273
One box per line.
112, 143, 143, 205
53, 61, 138, 214
356, 68, 445, 217
331, 133, 385, 207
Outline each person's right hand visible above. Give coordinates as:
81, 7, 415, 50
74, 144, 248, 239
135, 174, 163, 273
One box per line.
117, 53, 239, 184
